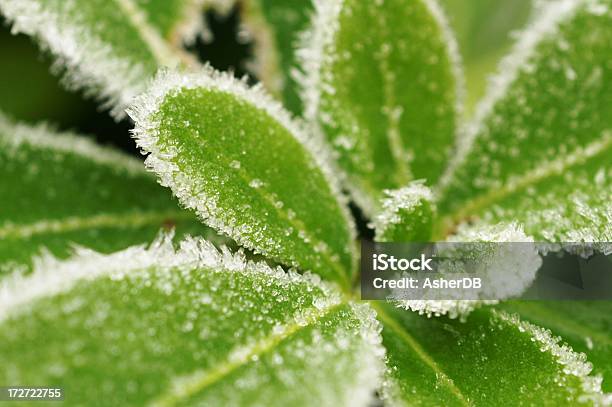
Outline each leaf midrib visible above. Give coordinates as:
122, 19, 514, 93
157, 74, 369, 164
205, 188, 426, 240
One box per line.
377, 32, 412, 187
438, 132, 612, 236
0, 209, 190, 240
181, 129, 352, 288
371, 302, 472, 406
150, 302, 345, 406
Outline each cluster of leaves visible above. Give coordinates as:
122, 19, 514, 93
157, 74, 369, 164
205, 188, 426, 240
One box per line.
0, 0, 610, 405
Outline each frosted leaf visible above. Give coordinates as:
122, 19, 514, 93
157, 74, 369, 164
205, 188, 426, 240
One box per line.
373, 302, 610, 406
0, 0, 203, 116
373, 181, 435, 242
299, 0, 463, 214
500, 300, 612, 390
492, 311, 611, 405
128, 68, 356, 287
437, 0, 612, 247
394, 223, 541, 319
0, 236, 385, 406
0, 113, 212, 277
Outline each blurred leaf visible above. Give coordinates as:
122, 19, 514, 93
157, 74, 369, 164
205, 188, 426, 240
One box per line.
0, 237, 384, 406
0, 114, 212, 276
0, 31, 86, 123
437, 0, 612, 244
128, 69, 356, 288
439, 0, 532, 111
134, 0, 204, 42
440, 0, 531, 59
373, 302, 609, 406
0, 0, 203, 116
500, 300, 612, 392
243, 0, 312, 115
300, 0, 462, 214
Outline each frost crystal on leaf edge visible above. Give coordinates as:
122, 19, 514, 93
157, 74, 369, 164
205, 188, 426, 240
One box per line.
127, 67, 357, 273
493, 310, 611, 405
373, 180, 434, 240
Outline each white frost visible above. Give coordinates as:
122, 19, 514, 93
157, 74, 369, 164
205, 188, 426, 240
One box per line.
127, 67, 357, 272
373, 180, 434, 240
0, 232, 333, 322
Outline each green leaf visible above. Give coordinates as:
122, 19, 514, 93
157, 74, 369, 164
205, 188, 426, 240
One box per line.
0, 114, 212, 276
499, 300, 612, 392
373, 181, 435, 242
0, 0, 203, 116
436, 0, 612, 243
243, 0, 312, 115
373, 302, 610, 406
128, 69, 357, 288
0, 236, 385, 406
300, 0, 462, 214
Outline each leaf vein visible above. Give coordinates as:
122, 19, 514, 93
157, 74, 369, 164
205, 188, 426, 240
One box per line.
0, 210, 190, 240
183, 131, 351, 287
372, 303, 472, 406
443, 131, 612, 230
378, 37, 412, 186
150, 302, 345, 406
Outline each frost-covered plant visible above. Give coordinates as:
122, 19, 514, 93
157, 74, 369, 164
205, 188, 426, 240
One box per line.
0, 0, 610, 405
